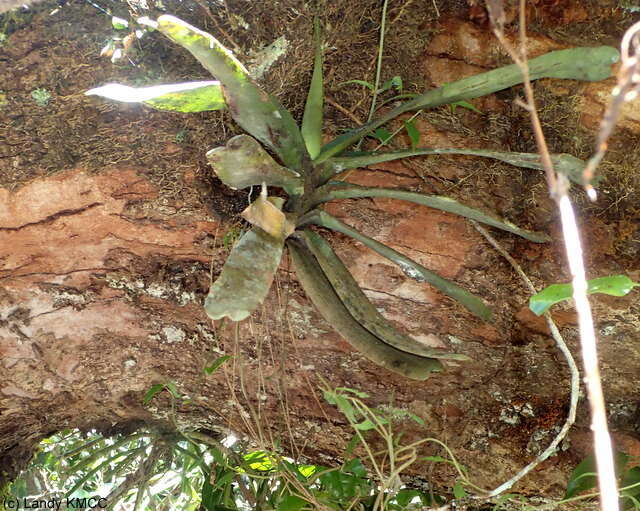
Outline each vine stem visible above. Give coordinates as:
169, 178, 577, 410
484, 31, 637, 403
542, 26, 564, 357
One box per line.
470, 220, 579, 498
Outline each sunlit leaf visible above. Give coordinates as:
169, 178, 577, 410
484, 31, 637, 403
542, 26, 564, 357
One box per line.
244, 450, 276, 471
312, 182, 549, 243
317, 46, 619, 162
297, 465, 321, 478
304, 229, 470, 360
205, 228, 284, 321
152, 15, 307, 170
206, 134, 303, 195
86, 81, 226, 112
111, 16, 129, 29
301, 210, 491, 320
287, 239, 443, 380
301, 17, 323, 159
323, 148, 587, 185
203, 355, 232, 375
529, 275, 638, 316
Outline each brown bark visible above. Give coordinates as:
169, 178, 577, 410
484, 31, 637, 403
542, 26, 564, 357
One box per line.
1, 0, 639, 498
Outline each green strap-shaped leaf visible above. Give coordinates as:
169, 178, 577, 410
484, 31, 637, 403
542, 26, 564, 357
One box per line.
85, 81, 226, 112
205, 228, 284, 321
301, 210, 491, 321
316, 46, 619, 162
301, 17, 324, 159
207, 135, 303, 195
529, 275, 638, 316
153, 15, 308, 171
287, 238, 443, 380
303, 229, 469, 361
324, 149, 587, 185
312, 182, 549, 243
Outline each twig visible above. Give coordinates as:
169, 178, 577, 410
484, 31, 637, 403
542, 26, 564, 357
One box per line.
486, 1, 619, 509
193, 0, 242, 53
326, 95, 364, 125
470, 220, 579, 497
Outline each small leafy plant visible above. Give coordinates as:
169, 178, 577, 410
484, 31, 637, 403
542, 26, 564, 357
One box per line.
529, 274, 639, 315
31, 87, 51, 106
86, 15, 619, 379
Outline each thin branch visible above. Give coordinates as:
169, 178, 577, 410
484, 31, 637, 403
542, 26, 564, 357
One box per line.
486, 1, 619, 508
326, 95, 364, 125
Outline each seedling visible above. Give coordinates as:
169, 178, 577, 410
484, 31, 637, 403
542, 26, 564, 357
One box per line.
31, 87, 50, 106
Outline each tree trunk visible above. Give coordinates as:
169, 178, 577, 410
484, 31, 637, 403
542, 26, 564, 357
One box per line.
2, 0, 639, 498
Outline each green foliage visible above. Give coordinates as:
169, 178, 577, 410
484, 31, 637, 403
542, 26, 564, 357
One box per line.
9, 429, 213, 511
301, 17, 324, 159
222, 224, 244, 249
143, 381, 182, 405
564, 451, 640, 509
374, 127, 394, 145
86, 14, 618, 379
30, 88, 50, 106
111, 16, 129, 30
14, 387, 640, 511
175, 127, 188, 143
203, 355, 232, 375
449, 99, 482, 115
342, 75, 403, 94
529, 275, 638, 316
403, 119, 420, 149
86, 82, 225, 112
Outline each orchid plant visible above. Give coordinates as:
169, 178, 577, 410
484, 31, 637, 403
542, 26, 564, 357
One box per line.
87, 15, 618, 379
